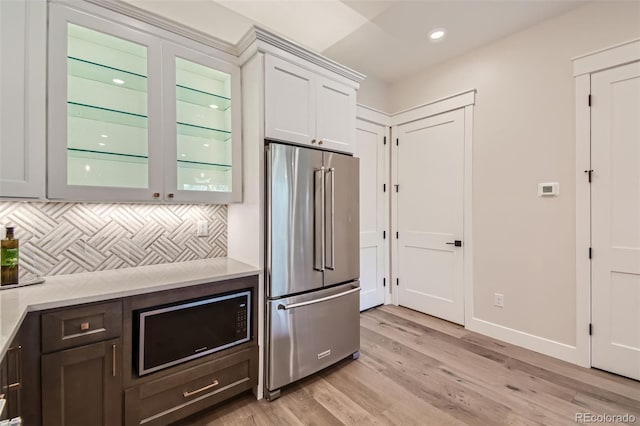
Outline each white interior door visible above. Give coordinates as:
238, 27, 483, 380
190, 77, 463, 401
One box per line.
355, 119, 387, 311
591, 61, 640, 380
396, 108, 465, 324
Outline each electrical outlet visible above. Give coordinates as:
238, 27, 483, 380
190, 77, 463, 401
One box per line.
196, 220, 208, 237
494, 293, 505, 308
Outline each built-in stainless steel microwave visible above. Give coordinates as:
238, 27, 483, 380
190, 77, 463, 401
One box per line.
134, 290, 251, 376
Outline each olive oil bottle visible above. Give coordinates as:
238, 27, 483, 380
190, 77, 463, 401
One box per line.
1, 226, 19, 285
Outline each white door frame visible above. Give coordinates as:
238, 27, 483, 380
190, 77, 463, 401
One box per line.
573, 38, 640, 368
390, 90, 475, 324
356, 104, 392, 306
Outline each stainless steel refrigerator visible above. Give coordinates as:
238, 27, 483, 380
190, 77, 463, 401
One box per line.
265, 142, 360, 400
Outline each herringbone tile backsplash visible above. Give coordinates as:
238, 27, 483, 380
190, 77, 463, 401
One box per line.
0, 202, 227, 279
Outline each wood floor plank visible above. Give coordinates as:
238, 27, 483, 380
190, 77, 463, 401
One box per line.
182, 306, 640, 426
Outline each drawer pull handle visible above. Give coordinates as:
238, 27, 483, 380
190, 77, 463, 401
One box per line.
183, 380, 219, 398
112, 344, 117, 377
80, 322, 90, 331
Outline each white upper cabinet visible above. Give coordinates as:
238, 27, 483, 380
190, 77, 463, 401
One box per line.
0, 0, 46, 199
264, 54, 356, 154
47, 3, 242, 203
316, 76, 357, 154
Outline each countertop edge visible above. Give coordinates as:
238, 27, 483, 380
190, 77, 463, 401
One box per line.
0, 259, 261, 360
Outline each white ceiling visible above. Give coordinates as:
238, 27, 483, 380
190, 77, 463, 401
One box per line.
126, 0, 584, 83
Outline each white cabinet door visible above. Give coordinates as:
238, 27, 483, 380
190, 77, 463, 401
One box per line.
0, 0, 46, 199
264, 55, 316, 147
47, 4, 163, 202
591, 62, 640, 381
316, 77, 356, 154
162, 42, 242, 203
355, 119, 387, 310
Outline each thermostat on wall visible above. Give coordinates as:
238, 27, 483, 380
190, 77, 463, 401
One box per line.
538, 182, 559, 196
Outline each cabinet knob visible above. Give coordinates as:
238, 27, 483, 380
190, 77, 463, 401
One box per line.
152, 193, 160, 198
311, 139, 317, 144
167, 193, 174, 199
318, 140, 323, 145
80, 322, 90, 331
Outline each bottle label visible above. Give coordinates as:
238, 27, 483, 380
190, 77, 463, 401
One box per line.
1, 248, 18, 267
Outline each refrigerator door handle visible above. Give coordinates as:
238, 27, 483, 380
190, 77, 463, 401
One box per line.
314, 167, 326, 271
326, 167, 336, 270
277, 286, 360, 310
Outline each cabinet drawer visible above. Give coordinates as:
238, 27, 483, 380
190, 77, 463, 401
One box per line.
125, 347, 257, 425
42, 300, 122, 353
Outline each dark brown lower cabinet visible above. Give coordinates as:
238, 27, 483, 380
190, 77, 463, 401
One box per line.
42, 338, 122, 426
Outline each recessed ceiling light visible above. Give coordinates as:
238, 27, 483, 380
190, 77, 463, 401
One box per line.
98, 142, 106, 146
100, 134, 108, 138
203, 143, 209, 147
85, 164, 91, 172
112, 78, 125, 85
429, 29, 446, 41
181, 154, 186, 157
209, 104, 219, 109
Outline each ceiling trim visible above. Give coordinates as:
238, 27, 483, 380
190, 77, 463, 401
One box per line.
80, 0, 239, 56
238, 26, 366, 84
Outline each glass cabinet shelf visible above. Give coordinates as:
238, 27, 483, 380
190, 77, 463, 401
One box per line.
177, 159, 231, 170
68, 56, 148, 92
177, 122, 231, 142
68, 147, 148, 161
176, 84, 231, 111
68, 101, 147, 128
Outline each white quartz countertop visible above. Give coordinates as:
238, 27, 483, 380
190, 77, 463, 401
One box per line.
0, 257, 260, 360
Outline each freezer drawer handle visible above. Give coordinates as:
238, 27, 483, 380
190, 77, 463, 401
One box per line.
277, 286, 360, 310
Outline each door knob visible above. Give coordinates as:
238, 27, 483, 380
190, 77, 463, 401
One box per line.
167, 193, 174, 199
446, 240, 462, 247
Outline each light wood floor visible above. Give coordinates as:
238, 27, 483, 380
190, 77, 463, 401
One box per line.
180, 305, 640, 425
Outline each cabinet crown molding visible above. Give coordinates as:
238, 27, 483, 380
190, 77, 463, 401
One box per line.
238, 25, 366, 85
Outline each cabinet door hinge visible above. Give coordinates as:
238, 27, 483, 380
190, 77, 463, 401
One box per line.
589, 247, 592, 259
396, 138, 399, 146
588, 94, 592, 107
383, 183, 386, 192
383, 136, 387, 145
396, 278, 399, 286
589, 323, 592, 335
383, 230, 386, 239
584, 169, 593, 183
383, 278, 386, 287
396, 231, 399, 239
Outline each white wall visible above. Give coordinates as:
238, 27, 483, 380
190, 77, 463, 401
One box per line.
356, 74, 390, 112
390, 1, 640, 346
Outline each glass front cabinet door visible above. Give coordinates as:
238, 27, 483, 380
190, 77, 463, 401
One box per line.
162, 43, 241, 203
47, 4, 241, 203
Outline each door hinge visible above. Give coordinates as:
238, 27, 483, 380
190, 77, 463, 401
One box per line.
396, 138, 399, 146
589, 323, 592, 335
396, 231, 399, 239
584, 169, 593, 183
383, 230, 386, 239
396, 278, 399, 286
588, 94, 592, 107
384, 136, 387, 145
589, 247, 592, 259
395, 184, 399, 193
383, 278, 386, 287
383, 183, 386, 192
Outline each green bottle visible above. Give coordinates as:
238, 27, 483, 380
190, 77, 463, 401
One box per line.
1, 226, 19, 285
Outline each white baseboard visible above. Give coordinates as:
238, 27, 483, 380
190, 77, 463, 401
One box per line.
466, 316, 589, 367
